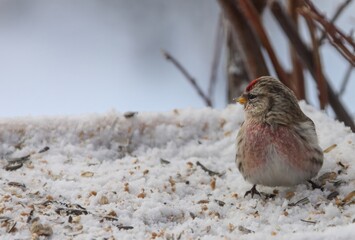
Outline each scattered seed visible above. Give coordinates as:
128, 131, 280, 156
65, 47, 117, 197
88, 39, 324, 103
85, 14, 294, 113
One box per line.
27, 209, 34, 223
7, 221, 17, 233
337, 161, 349, 169
7, 154, 31, 164
160, 158, 170, 165
8, 182, 26, 191
214, 199, 225, 207
323, 144, 337, 153
332, 180, 346, 187
301, 219, 317, 224
224, 131, 232, 136
55, 208, 88, 216
30, 221, 53, 236
124, 183, 129, 192
99, 196, 109, 205
238, 225, 254, 234
103, 216, 118, 222
210, 178, 216, 190
137, 191, 146, 199
318, 172, 337, 185
285, 191, 295, 200
116, 225, 134, 230
197, 200, 209, 204
186, 162, 194, 168
4, 163, 23, 171
89, 191, 97, 197
169, 177, 176, 192
231, 193, 238, 199
0, 216, 11, 221
227, 223, 235, 232
124, 112, 138, 118
81, 171, 94, 177
327, 191, 339, 200
38, 146, 50, 153
288, 197, 310, 207
342, 191, 355, 205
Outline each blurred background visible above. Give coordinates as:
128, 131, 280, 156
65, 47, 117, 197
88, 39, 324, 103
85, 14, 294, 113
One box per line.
0, 0, 354, 122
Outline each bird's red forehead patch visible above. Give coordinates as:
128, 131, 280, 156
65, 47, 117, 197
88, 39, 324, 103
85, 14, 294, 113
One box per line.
246, 78, 260, 92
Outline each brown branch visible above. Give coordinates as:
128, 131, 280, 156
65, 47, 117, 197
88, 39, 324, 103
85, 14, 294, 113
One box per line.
238, 0, 289, 87
162, 50, 212, 107
208, 14, 224, 99
225, 22, 249, 101
304, 14, 328, 109
300, 0, 355, 66
217, 0, 269, 79
318, 0, 353, 44
288, 0, 305, 100
304, 0, 355, 48
270, 0, 355, 132
339, 63, 353, 96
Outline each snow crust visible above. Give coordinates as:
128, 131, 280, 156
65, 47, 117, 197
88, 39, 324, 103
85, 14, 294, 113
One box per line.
0, 102, 354, 239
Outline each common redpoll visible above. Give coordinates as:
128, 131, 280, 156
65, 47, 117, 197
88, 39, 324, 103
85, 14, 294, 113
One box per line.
236, 76, 323, 197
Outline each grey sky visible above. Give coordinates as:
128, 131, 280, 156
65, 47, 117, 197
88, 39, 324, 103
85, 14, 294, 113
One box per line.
0, 0, 353, 117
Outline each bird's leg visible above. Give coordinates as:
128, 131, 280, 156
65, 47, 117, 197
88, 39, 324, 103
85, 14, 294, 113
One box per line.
244, 184, 261, 198
308, 180, 324, 191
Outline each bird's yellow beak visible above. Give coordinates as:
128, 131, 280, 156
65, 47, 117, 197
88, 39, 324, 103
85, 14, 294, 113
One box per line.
235, 96, 247, 105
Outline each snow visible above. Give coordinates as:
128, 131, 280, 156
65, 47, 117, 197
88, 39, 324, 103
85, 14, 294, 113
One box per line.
0, 102, 354, 239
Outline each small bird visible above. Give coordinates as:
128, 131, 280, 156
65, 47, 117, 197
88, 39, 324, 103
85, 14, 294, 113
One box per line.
236, 76, 323, 197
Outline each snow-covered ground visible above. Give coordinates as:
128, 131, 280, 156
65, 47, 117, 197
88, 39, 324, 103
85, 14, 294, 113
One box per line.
0, 102, 354, 239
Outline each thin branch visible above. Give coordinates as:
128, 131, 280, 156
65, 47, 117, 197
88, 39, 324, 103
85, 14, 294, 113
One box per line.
288, 0, 305, 100
318, 0, 353, 44
238, 0, 289, 87
208, 13, 224, 99
225, 22, 250, 101
300, 0, 355, 66
304, 14, 328, 109
270, 0, 355, 132
196, 161, 224, 177
162, 50, 212, 107
339, 63, 353, 96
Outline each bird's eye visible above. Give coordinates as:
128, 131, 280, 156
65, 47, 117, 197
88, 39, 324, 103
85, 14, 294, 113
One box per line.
248, 93, 257, 100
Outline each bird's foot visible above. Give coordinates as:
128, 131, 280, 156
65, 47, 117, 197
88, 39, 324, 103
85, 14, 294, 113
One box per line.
244, 185, 261, 198
308, 180, 324, 191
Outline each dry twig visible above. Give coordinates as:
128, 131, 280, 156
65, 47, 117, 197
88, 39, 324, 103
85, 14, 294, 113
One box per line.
300, 0, 355, 66
208, 14, 224, 99
304, 13, 328, 108
196, 161, 224, 177
318, 0, 353, 44
270, 1, 355, 132
288, 0, 305, 100
238, 0, 289, 87
339, 63, 354, 96
162, 50, 212, 107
